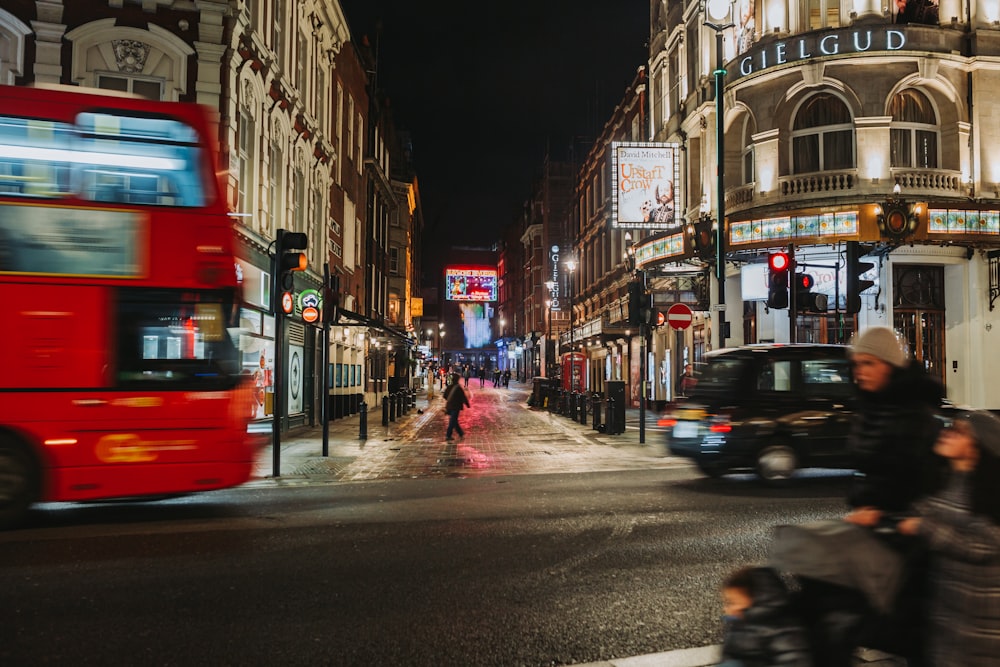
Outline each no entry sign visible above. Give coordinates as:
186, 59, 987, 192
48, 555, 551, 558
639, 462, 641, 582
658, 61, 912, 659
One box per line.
666, 303, 693, 330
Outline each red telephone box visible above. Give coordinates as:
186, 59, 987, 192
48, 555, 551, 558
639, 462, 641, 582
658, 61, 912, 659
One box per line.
561, 352, 585, 392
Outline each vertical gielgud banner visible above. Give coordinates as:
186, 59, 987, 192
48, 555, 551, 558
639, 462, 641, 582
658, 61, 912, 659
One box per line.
610, 142, 682, 231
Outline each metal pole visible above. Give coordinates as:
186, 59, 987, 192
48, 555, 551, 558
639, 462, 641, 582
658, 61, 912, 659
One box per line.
714, 30, 727, 350
788, 243, 797, 343
640, 322, 646, 445
271, 230, 284, 478
322, 264, 330, 457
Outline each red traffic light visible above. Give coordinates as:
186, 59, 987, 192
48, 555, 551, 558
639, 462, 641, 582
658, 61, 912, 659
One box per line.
796, 273, 815, 289
768, 252, 790, 272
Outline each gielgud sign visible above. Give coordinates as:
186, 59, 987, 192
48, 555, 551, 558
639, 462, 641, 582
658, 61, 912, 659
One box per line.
735, 28, 908, 79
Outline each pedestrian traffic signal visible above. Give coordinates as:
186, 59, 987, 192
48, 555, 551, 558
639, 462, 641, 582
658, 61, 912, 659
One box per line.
846, 241, 876, 314
323, 274, 340, 325
794, 273, 828, 313
767, 252, 790, 309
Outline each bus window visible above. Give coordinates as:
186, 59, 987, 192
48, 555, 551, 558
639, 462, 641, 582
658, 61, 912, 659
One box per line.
0, 117, 74, 197
116, 288, 241, 389
75, 111, 207, 207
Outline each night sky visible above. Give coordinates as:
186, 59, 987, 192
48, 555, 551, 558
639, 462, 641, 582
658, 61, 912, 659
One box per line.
339, 1, 650, 253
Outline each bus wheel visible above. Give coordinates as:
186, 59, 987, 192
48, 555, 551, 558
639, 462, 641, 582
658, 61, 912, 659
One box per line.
0, 436, 38, 529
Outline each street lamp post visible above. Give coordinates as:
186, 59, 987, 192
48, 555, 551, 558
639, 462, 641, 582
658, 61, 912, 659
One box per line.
544, 299, 553, 377
704, 0, 734, 350
564, 259, 577, 391
625, 234, 646, 445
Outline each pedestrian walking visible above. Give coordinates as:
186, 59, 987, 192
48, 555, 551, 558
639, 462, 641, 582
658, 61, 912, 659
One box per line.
443, 372, 470, 441
478, 365, 486, 387
502, 369, 511, 388
493, 368, 501, 387
718, 565, 813, 667
463, 365, 471, 388
795, 326, 947, 667
896, 409, 1000, 667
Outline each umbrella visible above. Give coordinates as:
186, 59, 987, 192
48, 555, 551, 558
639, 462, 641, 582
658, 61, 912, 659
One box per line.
769, 520, 904, 614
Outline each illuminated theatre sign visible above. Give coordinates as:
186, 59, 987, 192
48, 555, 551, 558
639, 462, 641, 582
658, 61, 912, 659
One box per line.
736, 29, 907, 78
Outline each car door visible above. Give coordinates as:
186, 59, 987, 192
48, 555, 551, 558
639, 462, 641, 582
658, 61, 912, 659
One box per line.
798, 356, 855, 465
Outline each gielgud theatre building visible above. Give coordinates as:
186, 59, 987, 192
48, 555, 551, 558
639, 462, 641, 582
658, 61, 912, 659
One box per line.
641, 0, 1000, 410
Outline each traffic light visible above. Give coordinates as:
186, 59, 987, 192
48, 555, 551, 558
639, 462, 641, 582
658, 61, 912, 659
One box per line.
627, 280, 646, 326
276, 229, 308, 284
846, 241, 876, 314
272, 229, 308, 316
794, 273, 828, 313
767, 252, 790, 309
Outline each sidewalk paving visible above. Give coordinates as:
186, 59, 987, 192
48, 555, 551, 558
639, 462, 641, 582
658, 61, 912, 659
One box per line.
247, 380, 906, 667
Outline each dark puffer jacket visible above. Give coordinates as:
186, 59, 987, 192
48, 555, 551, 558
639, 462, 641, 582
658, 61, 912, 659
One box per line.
847, 360, 947, 513
721, 566, 813, 666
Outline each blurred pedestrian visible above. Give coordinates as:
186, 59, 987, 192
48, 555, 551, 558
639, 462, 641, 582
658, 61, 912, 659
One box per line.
719, 565, 813, 667
897, 410, 1000, 667
443, 372, 470, 442
678, 363, 697, 397
478, 365, 486, 387
463, 364, 471, 388
503, 369, 511, 388
798, 326, 947, 667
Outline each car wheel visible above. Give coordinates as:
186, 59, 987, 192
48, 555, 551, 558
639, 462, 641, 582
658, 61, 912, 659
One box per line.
0, 434, 39, 530
756, 444, 798, 483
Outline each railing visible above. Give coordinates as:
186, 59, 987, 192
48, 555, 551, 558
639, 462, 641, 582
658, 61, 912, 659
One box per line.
892, 169, 964, 195
780, 171, 856, 196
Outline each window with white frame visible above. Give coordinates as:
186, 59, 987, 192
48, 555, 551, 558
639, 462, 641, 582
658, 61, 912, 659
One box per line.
271, 0, 284, 60
356, 111, 364, 168
346, 96, 354, 168
741, 115, 755, 185
293, 165, 305, 234
791, 94, 854, 174
267, 141, 283, 237
237, 108, 255, 219
335, 83, 343, 182
889, 90, 938, 169
97, 74, 162, 101
389, 246, 399, 275
803, 0, 840, 30
312, 188, 325, 268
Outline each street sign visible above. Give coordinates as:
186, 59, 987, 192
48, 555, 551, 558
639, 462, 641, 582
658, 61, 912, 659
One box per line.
666, 303, 693, 330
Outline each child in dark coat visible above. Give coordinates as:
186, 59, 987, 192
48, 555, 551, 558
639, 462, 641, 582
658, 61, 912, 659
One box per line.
720, 565, 813, 667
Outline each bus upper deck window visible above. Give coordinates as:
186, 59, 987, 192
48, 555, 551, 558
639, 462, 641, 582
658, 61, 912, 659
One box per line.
75, 112, 208, 207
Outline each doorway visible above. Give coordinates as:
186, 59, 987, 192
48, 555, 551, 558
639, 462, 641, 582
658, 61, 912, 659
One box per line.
892, 265, 945, 386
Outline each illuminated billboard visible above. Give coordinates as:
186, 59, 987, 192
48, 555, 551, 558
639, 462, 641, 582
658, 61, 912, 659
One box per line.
445, 267, 498, 302
610, 142, 683, 231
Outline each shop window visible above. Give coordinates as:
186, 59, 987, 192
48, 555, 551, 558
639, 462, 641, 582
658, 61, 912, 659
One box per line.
889, 90, 938, 169
791, 94, 854, 174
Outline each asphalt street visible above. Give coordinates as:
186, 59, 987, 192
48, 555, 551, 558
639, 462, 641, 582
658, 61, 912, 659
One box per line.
249, 379, 904, 667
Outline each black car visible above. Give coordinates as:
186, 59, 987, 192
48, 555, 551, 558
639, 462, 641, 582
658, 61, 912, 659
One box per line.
665, 344, 856, 482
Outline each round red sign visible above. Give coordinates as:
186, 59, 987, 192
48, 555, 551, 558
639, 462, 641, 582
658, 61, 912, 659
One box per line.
666, 303, 693, 330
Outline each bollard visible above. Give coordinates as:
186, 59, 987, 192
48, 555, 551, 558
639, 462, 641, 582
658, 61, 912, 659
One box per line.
382, 395, 390, 426
389, 392, 397, 421
359, 401, 368, 439
607, 396, 616, 434
579, 392, 587, 424
591, 394, 601, 430
398, 391, 405, 416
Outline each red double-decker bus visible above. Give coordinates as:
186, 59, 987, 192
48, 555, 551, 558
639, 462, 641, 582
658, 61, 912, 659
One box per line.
0, 84, 255, 528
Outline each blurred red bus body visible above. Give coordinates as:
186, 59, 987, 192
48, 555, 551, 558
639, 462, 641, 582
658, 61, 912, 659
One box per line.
0, 84, 255, 528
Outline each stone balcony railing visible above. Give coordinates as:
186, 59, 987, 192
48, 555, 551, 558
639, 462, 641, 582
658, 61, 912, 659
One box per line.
724, 168, 968, 216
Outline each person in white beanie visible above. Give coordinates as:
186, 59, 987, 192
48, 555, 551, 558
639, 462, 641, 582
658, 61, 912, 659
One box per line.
798, 326, 947, 667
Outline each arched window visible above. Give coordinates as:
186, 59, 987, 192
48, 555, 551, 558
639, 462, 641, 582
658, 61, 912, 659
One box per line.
889, 90, 938, 169
791, 94, 854, 173
741, 115, 756, 185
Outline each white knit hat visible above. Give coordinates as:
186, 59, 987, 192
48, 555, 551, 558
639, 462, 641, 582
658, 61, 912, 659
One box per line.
850, 327, 907, 368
